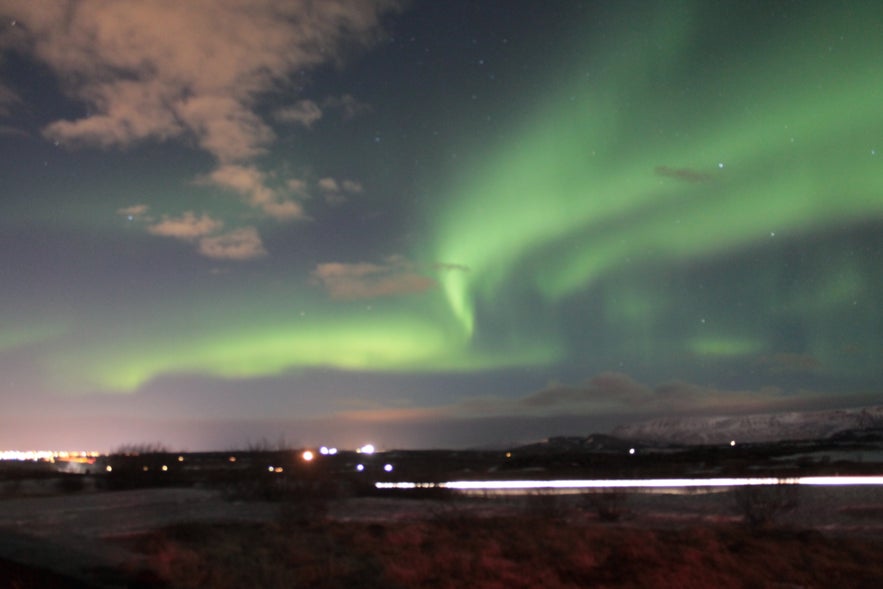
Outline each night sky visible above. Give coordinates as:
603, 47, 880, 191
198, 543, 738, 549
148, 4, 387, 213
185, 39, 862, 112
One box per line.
1, 0, 881, 451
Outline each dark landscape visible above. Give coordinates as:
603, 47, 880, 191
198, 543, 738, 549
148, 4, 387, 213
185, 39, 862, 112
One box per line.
2, 0, 883, 587
3, 419, 883, 588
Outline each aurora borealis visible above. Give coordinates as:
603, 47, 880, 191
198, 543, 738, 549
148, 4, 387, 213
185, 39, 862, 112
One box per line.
1, 1, 881, 450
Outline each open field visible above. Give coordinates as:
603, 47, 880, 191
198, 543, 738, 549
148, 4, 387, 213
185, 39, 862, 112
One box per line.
1, 481, 883, 588
2, 437, 883, 586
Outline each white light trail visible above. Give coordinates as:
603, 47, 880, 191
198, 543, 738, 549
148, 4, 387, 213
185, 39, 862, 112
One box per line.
375, 476, 883, 491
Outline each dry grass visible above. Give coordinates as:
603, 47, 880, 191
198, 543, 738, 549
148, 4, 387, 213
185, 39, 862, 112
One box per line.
0, 558, 95, 589
128, 509, 883, 589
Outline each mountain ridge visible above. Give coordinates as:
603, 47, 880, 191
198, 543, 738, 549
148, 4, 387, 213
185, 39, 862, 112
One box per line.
611, 405, 883, 445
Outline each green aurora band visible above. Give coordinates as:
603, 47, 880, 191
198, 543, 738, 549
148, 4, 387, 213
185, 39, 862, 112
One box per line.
37, 3, 883, 393
429, 3, 883, 365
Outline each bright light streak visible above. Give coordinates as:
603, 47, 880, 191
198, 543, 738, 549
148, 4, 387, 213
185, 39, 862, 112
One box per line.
357, 444, 375, 454
375, 476, 883, 491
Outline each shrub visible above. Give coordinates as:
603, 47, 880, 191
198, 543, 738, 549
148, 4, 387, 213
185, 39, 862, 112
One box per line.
585, 490, 630, 522
732, 483, 799, 529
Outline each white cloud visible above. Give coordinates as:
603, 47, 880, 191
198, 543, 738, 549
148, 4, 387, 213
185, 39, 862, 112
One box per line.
312, 256, 436, 300
317, 177, 363, 205
2, 0, 401, 162
0, 0, 400, 237
147, 212, 223, 241
341, 180, 363, 193
198, 227, 267, 261
274, 99, 322, 128
0, 83, 20, 116
323, 93, 372, 119
286, 178, 308, 195
204, 164, 305, 221
116, 204, 149, 218
317, 177, 340, 192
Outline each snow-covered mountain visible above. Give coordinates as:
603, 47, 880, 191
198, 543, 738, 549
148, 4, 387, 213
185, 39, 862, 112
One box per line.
611, 406, 883, 445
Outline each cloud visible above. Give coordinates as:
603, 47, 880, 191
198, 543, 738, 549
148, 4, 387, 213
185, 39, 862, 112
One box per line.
317, 176, 363, 205
0, 124, 27, 137
520, 373, 649, 409
147, 212, 223, 241
286, 178, 308, 195
341, 180, 363, 193
317, 177, 340, 192
198, 227, 267, 261
116, 204, 149, 218
312, 256, 436, 300
2, 1, 400, 162
517, 375, 844, 417
274, 99, 322, 128
338, 372, 848, 427
0, 0, 399, 238
756, 352, 821, 374
654, 165, 710, 183
323, 93, 372, 119
0, 83, 20, 116
203, 164, 305, 221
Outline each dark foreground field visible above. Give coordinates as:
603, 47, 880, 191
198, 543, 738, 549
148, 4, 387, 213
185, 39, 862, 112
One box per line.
2, 487, 883, 588
124, 516, 883, 589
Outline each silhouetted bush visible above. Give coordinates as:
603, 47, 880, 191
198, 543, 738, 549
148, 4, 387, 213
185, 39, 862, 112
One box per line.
585, 489, 630, 522
733, 483, 799, 528
522, 490, 575, 520
55, 474, 86, 494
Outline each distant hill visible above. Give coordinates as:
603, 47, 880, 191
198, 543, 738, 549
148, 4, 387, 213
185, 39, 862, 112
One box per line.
511, 434, 640, 454
611, 406, 883, 445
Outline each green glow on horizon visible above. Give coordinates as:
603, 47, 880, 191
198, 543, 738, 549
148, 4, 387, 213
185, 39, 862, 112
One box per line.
51, 301, 559, 392
17, 2, 883, 395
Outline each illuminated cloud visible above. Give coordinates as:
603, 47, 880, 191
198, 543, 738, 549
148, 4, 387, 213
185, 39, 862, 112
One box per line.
341, 180, 363, 193
147, 212, 223, 241
0, 0, 397, 252
317, 178, 340, 192
756, 353, 822, 375
521, 373, 649, 409
198, 227, 267, 261
312, 256, 436, 300
0, 124, 27, 137
323, 93, 372, 119
274, 99, 322, 128
2, 0, 400, 162
204, 164, 305, 221
286, 178, 309, 195
318, 177, 363, 205
518, 376, 803, 416
339, 373, 845, 425
0, 83, 19, 116
116, 204, 149, 219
